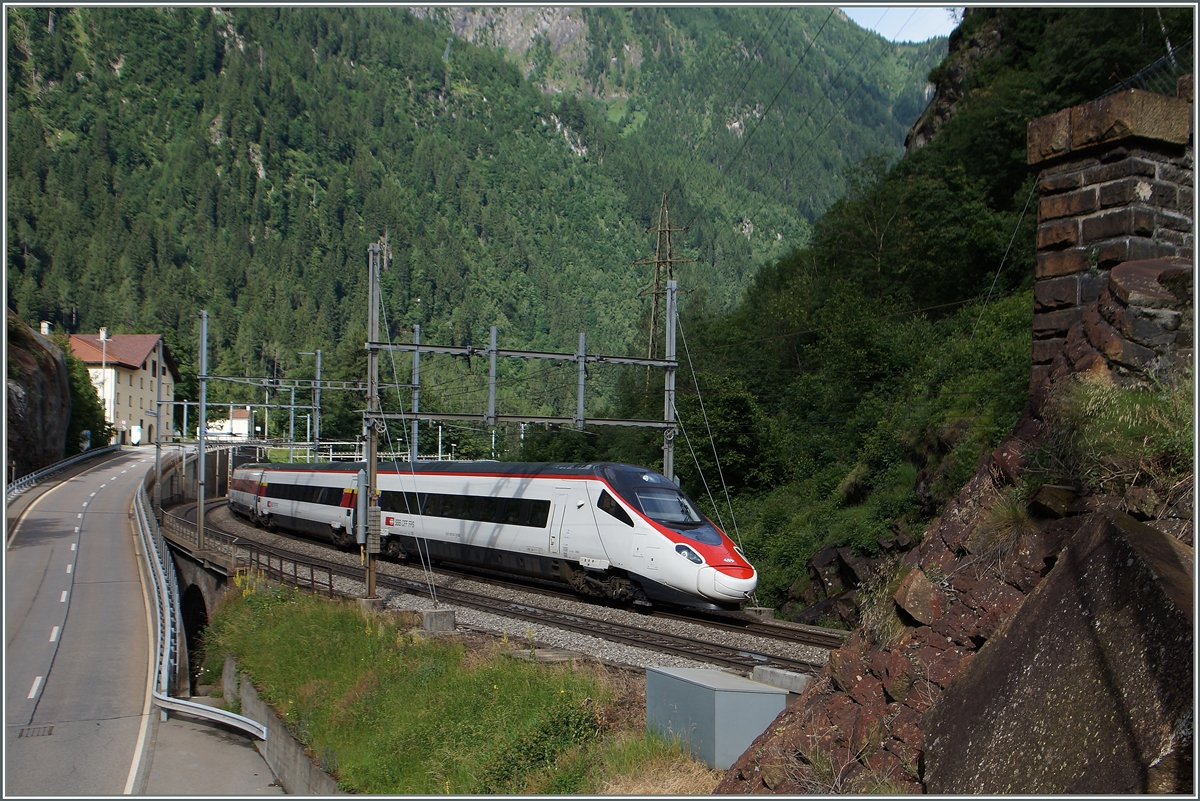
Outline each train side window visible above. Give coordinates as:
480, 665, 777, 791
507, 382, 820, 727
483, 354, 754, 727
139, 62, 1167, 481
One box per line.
526, 499, 551, 528
425, 494, 447, 518
598, 490, 634, 527
468, 495, 489, 523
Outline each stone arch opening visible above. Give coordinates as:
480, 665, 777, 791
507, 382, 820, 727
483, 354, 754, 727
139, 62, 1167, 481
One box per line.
180, 584, 209, 696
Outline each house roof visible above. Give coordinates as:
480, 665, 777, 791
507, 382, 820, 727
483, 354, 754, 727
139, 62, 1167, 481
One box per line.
69, 334, 181, 382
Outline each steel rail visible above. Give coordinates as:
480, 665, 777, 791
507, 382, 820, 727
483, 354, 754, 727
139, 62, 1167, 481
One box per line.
650, 608, 851, 650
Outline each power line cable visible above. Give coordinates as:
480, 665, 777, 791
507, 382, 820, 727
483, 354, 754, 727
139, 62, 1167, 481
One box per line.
750, 8, 921, 217
677, 319, 741, 549
971, 180, 1037, 340
379, 285, 439, 607
673, 7, 836, 230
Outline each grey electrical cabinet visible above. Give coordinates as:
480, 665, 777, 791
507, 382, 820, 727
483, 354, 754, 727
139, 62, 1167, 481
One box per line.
645, 666, 788, 769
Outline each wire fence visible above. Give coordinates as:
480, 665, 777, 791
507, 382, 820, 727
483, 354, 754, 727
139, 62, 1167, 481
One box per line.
1099, 39, 1193, 99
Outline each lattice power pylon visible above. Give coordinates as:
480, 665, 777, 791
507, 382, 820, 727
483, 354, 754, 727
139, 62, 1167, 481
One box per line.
637, 192, 694, 366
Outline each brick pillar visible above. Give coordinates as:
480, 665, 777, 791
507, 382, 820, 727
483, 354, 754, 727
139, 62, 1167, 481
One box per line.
1026, 86, 1193, 389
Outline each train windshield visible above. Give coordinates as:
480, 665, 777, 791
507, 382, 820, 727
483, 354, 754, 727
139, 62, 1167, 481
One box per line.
603, 465, 722, 545
633, 488, 703, 525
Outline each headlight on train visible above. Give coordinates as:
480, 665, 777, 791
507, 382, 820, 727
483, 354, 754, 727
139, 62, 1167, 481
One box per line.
675, 544, 703, 565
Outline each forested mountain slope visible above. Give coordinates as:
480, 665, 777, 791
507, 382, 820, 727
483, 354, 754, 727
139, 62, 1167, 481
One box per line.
7, 6, 939, 429
519, 6, 1193, 614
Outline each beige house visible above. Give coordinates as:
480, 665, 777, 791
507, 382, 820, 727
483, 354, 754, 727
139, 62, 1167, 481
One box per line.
69, 333, 180, 446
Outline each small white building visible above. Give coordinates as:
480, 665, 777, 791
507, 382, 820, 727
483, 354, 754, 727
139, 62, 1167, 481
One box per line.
69, 333, 180, 446
205, 408, 251, 440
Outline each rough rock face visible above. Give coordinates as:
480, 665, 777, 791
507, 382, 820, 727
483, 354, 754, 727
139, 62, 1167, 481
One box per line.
410, 6, 590, 85
713, 258, 1193, 795
904, 11, 1003, 153
715, 447, 1064, 795
924, 512, 1193, 793
6, 311, 71, 482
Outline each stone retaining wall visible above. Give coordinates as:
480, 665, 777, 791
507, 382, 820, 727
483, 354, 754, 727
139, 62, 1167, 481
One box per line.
1027, 85, 1193, 389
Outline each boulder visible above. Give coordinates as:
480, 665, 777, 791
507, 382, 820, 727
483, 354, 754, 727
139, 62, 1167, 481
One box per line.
923, 512, 1193, 793
1027, 484, 1078, 518
892, 569, 945, 625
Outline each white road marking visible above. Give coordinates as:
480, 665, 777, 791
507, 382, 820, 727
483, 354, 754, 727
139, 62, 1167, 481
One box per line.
126, 507, 158, 795
60, 591, 68, 602
28, 676, 42, 699
71, 543, 76, 551
101, 484, 107, 488
77, 513, 82, 519
66, 564, 72, 574
82, 502, 87, 508
90, 492, 96, 497
50, 626, 59, 642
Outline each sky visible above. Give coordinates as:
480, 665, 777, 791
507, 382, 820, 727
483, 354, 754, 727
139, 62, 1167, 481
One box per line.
840, 6, 964, 43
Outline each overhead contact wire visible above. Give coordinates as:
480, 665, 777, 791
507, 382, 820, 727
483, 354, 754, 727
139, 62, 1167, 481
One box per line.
678, 320, 742, 550
379, 290, 439, 608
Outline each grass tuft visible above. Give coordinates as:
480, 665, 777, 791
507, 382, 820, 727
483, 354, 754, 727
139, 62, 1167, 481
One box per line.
1039, 369, 1193, 497
967, 487, 1036, 558
856, 558, 907, 648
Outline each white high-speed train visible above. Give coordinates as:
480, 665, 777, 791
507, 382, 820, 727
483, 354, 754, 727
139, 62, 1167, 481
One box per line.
228, 460, 757, 609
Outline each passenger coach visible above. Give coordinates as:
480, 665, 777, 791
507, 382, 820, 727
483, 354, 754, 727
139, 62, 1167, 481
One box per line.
228, 460, 757, 609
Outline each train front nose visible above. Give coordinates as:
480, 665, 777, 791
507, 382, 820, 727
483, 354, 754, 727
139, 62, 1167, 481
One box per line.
696, 565, 758, 602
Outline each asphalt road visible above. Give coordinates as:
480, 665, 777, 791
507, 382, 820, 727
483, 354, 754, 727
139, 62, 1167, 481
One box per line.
5, 450, 156, 795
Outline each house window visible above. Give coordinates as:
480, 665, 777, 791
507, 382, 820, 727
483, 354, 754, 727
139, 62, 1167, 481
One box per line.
116, 392, 120, 404
141, 376, 144, 389
152, 359, 157, 376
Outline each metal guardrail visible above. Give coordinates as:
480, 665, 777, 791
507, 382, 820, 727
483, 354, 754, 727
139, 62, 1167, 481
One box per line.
6, 444, 121, 501
161, 509, 239, 556
133, 486, 267, 740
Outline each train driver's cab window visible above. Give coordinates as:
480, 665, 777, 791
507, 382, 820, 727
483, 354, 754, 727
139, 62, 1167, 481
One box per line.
598, 489, 634, 527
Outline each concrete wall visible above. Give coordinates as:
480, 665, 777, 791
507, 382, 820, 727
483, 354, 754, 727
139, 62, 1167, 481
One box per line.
223, 655, 341, 795
1027, 85, 1193, 389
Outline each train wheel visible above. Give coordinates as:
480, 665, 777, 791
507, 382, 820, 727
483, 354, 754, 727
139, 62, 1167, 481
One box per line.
384, 538, 406, 561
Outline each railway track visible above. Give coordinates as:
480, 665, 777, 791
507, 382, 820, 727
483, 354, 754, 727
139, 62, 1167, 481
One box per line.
173, 502, 834, 674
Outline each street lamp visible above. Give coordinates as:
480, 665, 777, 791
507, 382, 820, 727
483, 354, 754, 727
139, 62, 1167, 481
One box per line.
100, 327, 109, 441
